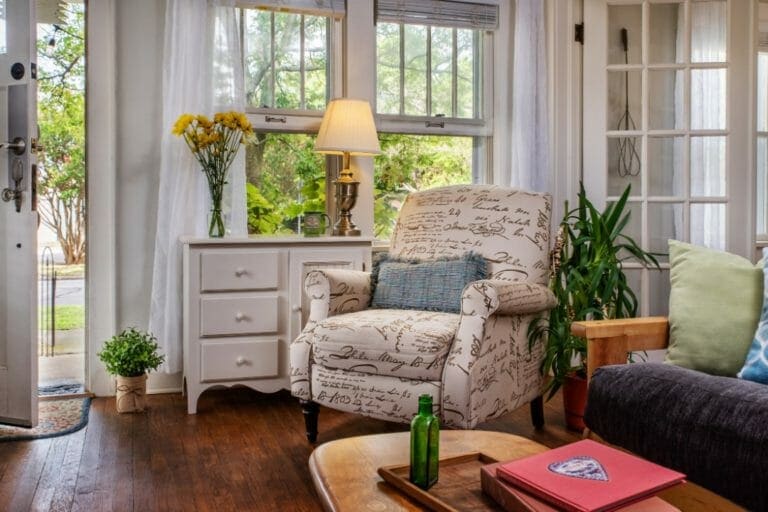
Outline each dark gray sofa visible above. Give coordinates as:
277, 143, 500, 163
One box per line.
586, 363, 768, 511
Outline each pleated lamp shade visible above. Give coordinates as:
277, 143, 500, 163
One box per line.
315, 99, 381, 155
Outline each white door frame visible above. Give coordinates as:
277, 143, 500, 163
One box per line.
85, 0, 118, 397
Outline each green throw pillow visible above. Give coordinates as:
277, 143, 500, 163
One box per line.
666, 240, 763, 376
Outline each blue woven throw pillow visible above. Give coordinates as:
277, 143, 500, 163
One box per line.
370, 252, 488, 313
738, 248, 768, 384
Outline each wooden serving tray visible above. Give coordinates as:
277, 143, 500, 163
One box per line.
377, 452, 505, 512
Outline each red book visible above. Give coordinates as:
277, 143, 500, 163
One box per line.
495, 440, 686, 512
481, 463, 680, 512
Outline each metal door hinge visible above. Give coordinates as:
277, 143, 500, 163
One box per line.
575, 23, 584, 44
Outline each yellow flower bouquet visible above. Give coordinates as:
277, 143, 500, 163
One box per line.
173, 111, 254, 237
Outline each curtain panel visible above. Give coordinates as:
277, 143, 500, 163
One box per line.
149, 0, 247, 373
510, 0, 549, 193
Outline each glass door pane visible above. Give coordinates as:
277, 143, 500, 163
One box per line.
593, 0, 732, 316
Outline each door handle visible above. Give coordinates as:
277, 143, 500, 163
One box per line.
0, 137, 26, 156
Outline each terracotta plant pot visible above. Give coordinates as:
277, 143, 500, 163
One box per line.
115, 374, 148, 413
562, 373, 588, 432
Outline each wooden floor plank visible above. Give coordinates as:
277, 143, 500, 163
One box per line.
48, 428, 86, 512
6, 439, 54, 512
0, 389, 580, 512
29, 435, 70, 511
70, 396, 106, 512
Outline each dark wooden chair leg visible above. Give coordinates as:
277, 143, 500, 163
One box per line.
530, 395, 545, 429
300, 399, 319, 443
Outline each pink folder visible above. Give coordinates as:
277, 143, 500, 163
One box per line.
496, 440, 685, 512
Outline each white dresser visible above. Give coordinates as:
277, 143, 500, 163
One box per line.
182, 236, 373, 414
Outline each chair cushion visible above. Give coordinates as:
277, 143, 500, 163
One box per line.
666, 240, 763, 376
311, 309, 459, 381
370, 252, 487, 313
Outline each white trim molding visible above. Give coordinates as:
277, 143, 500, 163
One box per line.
85, 0, 118, 397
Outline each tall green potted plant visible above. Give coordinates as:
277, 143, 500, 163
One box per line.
97, 328, 165, 413
529, 183, 659, 431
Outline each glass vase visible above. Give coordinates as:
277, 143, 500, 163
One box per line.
207, 177, 225, 238
208, 205, 225, 238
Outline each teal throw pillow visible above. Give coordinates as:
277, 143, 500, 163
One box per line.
738, 247, 768, 384
370, 252, 487, 313
666, 240, 763, 376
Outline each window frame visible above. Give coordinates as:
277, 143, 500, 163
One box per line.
242, 7, 343, 133
374, 23, 495, 138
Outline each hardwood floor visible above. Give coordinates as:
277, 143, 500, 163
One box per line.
0, 389, 579, 512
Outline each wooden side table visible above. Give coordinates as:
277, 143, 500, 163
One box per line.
308, 431, 742, 512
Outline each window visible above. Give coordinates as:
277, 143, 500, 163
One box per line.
373, 1, 498, 239
245, 134, 325, 234
241, 3, 341, 234
757, 48, 768, 236
244, 10, 329, 111
376, 23, 481, 119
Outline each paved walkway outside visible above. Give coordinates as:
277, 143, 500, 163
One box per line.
39, 354, 84, 386
38, 330, 84, 387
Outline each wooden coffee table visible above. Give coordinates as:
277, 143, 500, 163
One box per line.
308, 431, 742, 511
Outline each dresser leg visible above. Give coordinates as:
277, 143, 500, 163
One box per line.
300, 400, 319, 443
530, 395, 544, 429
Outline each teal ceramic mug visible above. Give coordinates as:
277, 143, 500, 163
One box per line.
303, 211, 331, 237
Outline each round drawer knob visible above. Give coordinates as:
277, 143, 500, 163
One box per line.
234, 267, 246, 277
235, 312, 245, 321
236, 356, 247, 366
291, 305, 301, 313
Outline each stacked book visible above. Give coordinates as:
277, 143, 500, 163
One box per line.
481, 440, 686, 512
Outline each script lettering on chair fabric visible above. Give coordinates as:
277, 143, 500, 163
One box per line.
291, 269, 372, 399
389, 185, 552, 285
311, 309, 459, 381
311, 366, 442, 424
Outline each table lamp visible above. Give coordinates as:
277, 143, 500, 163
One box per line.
315, 98, 380, 236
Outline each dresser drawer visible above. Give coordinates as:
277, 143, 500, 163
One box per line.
200, 251, 280, 291
199, 296, 278, 336
200, 339, 278, 382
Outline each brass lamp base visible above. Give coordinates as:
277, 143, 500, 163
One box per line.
332, 213, 361, 236
333, 166, 361, 237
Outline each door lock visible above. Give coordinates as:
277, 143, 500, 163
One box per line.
0, 137, 26, 156
2, 159, 24, 212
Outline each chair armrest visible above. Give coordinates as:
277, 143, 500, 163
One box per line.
447, 280, 554, 383
570, 317, 670, 383
460, 280, 557, 318
492, 282, 557, 316
304, 269, 371, 324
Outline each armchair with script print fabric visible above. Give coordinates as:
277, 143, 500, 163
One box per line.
290, 185, 556, 442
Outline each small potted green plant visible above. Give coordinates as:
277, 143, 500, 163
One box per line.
97, 328, 165, 413
529, 183, 659, 431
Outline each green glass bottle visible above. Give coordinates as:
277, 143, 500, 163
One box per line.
410, 394, 440, 489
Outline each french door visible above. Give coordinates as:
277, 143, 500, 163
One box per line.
0, 0, 38, 427
583, 0, 753, 316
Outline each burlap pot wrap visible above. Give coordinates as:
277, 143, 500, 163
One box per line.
116, 374, 147, 413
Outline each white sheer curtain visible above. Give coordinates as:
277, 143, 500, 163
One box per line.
688, 2, 726, 251
510, 0, 550, 193
150, 0, 246, 373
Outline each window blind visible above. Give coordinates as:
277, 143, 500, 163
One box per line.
376, 0, 498, 31
237, 0, 345, 19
